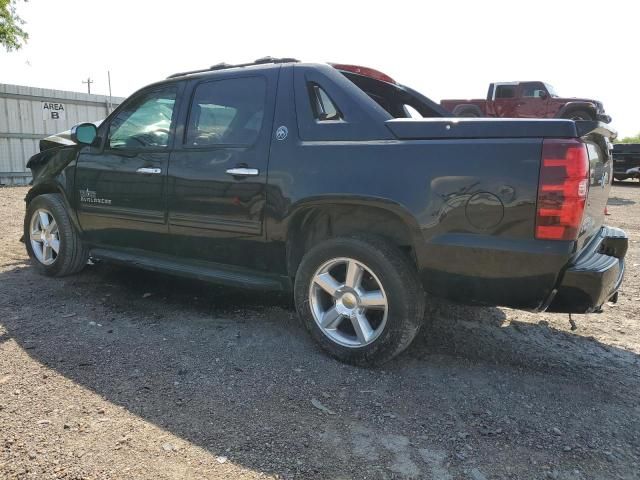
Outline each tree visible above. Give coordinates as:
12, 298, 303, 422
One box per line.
618, 133, 640, 144
0, 0, 28, 52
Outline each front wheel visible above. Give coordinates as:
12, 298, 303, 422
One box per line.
24, 194, 89, 277
294, 236, 425, 366
564, 110, 594, 121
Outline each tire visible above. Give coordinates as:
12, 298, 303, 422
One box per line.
24, 193, 89, 277
294, 235, 425, 366
458, 109, 480, 118
563, 109, 594, 121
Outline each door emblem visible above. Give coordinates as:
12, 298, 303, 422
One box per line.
275, 126, 288, 141
79, 188, 112, 205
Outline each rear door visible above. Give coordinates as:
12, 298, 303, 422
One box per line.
75, 84, 181, 252
167, 70, 277, 270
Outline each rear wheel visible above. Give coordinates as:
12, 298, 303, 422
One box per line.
294, 235, 425, 366
24, 194, 89, 277
458, 109, 480, 118
564, 110, 594, 121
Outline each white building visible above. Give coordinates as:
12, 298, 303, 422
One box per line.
0, 83, 124, 185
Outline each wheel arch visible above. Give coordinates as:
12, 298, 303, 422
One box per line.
556, 102, 597, 119
452, 104, 483, 117
25, 181, 82, 235
284, 198, 424, 278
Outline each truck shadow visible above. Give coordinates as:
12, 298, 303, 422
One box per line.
1, 263, 639, 477
608, 196, 636, 206
612, 180, 640, 188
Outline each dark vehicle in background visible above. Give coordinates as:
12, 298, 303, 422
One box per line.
441, 81, 611, 123
613, 144, 640, 182
22, 58, 626, 365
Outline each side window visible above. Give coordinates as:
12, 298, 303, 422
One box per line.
308, 83, 342, 121
495, 85, 516, 99
521, 84, 546, 98
186, 77, 266, 146
108, 87, 177, 149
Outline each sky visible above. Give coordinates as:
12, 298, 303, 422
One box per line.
1, 0, 638, 137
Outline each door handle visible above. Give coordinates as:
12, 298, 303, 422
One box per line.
136, 167, 162, 174
225, 167, 259, 177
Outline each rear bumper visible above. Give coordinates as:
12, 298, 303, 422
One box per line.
546, 226, 627, 313
613, 165, 640, 178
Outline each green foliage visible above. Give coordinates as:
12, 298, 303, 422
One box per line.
0, 0, 28, 52
618, 133, 640, 144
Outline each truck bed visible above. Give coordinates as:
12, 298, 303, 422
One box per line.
613, 143, 640, 180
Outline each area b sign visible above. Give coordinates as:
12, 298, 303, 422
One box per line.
42, 102, 66, 121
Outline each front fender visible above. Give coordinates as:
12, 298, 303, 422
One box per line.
556, 101, 597, 118
25, 146, 82, 233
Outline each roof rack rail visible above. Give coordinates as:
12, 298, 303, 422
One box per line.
167, 56, 300, 79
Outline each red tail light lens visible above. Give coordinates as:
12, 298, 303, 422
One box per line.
329, 63, 397, 84
535, 139, 589, 241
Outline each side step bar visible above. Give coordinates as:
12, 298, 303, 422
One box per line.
90, 248, 289, 291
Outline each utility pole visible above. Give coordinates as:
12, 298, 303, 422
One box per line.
82, 77, 93, 94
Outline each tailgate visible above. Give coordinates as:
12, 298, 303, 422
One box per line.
613, 143, 640, 174
575, 121, 616, 251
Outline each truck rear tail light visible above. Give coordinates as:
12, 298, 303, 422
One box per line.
535, 139, 589, 241
329, 63, 397, 84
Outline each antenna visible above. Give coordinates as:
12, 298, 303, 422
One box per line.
107, 71, 113, 111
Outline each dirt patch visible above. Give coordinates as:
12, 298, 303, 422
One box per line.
1, 183, 639, 479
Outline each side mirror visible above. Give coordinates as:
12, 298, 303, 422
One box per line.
70, 123, 98, 145
538, 90, 548, 99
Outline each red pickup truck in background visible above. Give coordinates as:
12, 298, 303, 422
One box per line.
441, 81, 612, 123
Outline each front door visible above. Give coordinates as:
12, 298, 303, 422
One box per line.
514, 82, 549, 118
75, 84, 181, 253
167, 72, 277, 270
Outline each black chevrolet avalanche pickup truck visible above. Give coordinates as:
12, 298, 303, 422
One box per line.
23, 58, 627, 365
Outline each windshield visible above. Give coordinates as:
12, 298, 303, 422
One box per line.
544, 83, 559, 97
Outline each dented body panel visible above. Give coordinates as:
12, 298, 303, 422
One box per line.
24, 62, 626, 313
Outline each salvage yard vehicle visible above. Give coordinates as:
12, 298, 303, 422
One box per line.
441, 81, 612, 123
613, 143, 640, 182
23, 58, 627, 365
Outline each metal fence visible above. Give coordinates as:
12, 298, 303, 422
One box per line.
0, 83, 124, 185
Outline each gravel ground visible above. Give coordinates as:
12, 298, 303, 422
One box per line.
1, 184, 639, 480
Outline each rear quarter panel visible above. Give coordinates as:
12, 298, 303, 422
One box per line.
267, 137, 572, 309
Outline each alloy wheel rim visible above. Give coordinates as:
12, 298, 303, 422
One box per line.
309, 257, 388, 348
29, 208, 60, 266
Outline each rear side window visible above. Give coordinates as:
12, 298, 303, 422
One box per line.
308, 83, 342, 121
186, 77, 266, 146
495, 85, 516, 99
